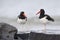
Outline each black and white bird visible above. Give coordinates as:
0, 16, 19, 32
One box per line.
36, 9, 54, 32
17, 11, 27, 24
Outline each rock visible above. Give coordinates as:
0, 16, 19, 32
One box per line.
29, 32, 60, 40
15, 33, 29, 40
0, 23, 22, 40
1, 23, 60, 40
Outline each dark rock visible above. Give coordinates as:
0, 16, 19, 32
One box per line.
15, 33, 29, 40
0, 22, 22, 40
29, 32, 60, 40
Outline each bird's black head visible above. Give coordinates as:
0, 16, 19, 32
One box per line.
20, 11, 24, 16
40, 9, 45, 15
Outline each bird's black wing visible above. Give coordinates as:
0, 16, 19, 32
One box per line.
45, 14, 54, 22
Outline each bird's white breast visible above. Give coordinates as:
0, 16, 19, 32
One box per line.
17, 18, 26, 24
39, 16, 48, 24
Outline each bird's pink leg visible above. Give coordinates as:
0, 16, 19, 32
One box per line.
43, 23, 46, 33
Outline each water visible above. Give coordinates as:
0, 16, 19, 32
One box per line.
0, 16, 60, 34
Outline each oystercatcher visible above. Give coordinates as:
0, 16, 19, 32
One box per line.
36, 9, 54, 33
17, 11, 27, 24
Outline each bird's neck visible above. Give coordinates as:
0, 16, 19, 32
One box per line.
39, 13, 45, 19
40, 13, 44, 16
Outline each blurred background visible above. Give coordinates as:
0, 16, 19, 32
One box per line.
0, 0, 60, 18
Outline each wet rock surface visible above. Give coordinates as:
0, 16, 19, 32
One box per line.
0, 23, 22, 40
15, 32, 60, 40
15, 33, 29, 40
29, 32, 60, 40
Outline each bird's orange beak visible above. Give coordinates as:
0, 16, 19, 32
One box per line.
36, 11, 40, 15
23, 14, 26, 17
